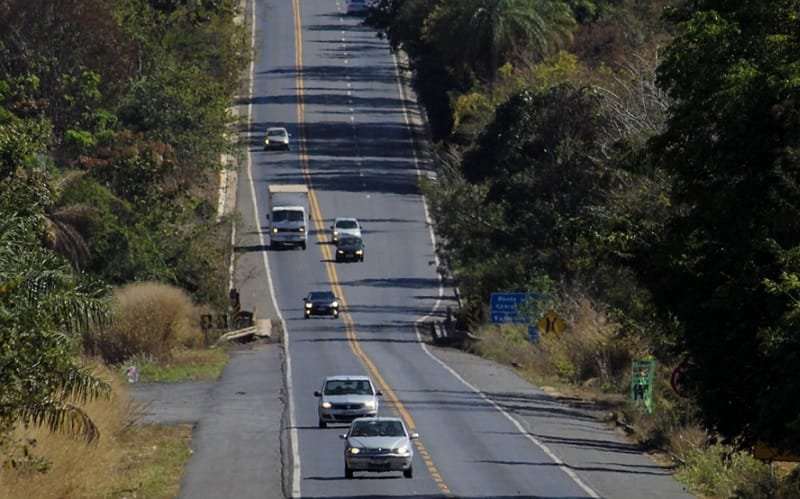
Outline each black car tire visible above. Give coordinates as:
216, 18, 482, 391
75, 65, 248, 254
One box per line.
335, 255, 341, 263
318, 419, 326, 429
359, 255, 364, 262
304, 313, 310, 319
345, 464, 353, 479
300, 241, 306, 250
403, 466, 413, 478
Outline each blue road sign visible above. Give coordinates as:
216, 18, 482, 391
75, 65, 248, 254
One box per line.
490, 292, 541, 324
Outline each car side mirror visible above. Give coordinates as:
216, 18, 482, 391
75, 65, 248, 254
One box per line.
375, 390, 383, 396
266, 214, 270, 220
339, 434, 348, 440
303, 297, 308, 302
314, 391, 322, 397
409, 432, 419, 440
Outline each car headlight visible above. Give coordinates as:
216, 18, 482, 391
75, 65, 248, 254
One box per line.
305, 302, 312, 309
337, 250, 344, 254
321, 401, 332, 409
393, 445, 409, 455
333, 231, 339, 237
331, 301, 339, 308
299, 226, 305, 232
363, 400, 376, 409
355, 250, 363, 255
347, 447, 361, 455
272, 227, 278, 233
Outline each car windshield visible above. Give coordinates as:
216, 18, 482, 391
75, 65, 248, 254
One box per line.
273, 209, 303, 222
309, 291, 335, 302
267, 129, 286, 137
336, 220, 358, 229
350, 420, 404, 437
324, 379, 373, 396
338, 237, 362, 248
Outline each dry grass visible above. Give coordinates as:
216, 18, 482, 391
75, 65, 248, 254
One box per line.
0, 361, 191, 499
84, 282, 206, 364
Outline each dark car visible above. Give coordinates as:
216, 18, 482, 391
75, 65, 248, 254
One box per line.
304, 291, 339, 319
335, 236, 364, 263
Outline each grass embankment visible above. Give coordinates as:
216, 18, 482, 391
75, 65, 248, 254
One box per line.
1, 282, 230, 498
465, 295, 800, 497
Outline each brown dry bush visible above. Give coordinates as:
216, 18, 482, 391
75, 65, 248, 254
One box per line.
0, 362, 138, 499
542, 294, 647, 389
84, 281, 204, 364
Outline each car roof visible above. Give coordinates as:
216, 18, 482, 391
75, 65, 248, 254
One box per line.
351, 416, 404, 424
334, 217, 359, 223
266, 127, 287, 132
308, 290, 334, 297
325, 375, 372, 382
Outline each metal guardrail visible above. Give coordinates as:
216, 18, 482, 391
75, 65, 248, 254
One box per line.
215, 318, 272, 344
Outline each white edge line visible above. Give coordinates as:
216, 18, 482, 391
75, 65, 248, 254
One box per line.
244, 2, 301, 497
390, 51, 601, 499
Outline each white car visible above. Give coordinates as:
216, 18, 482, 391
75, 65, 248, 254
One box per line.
340, 417, 418, 478
330, 217, 362, 243
314, 375, 381, 428
264, 127, 290, 150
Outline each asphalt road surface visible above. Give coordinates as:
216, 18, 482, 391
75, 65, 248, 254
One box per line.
132, 1, 696, 498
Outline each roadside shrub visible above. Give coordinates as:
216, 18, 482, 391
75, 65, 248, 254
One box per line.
84, 281, 203, 364
676, 444, 771, 498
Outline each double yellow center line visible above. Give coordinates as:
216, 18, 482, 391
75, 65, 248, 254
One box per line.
290, 0, 451, 494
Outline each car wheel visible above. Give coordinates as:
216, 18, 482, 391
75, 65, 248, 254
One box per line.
359, 256, 364, 262
304, 313, 310, 320
403, 466, 413, 478
345, 464, 353, 479
300, 241, 307, 250
318, 419, 327, 429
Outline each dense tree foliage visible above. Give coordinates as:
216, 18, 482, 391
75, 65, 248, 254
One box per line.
639, 0, 800, 448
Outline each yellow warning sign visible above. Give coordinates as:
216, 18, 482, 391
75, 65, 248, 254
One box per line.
538, 310, 566, 335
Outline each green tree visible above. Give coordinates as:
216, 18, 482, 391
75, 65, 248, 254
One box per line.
1, 100, 113, 448
641, 0, 800, 447
423, 0, 575, 85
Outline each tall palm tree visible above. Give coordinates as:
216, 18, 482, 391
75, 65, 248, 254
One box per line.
469, 0, 575, 77
425, 0, 575, 84
0, 214, 112, 443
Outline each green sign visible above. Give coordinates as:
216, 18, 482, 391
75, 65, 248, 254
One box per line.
631, 359, 656, 413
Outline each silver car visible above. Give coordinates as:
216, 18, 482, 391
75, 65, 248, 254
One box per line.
330, 217, 362, 243
264, 127, 290, 150
340, 417, 418, 478
314, 375, 381, 428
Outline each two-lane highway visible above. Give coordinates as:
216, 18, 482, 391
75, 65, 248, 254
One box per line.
228, 1, 694, 498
